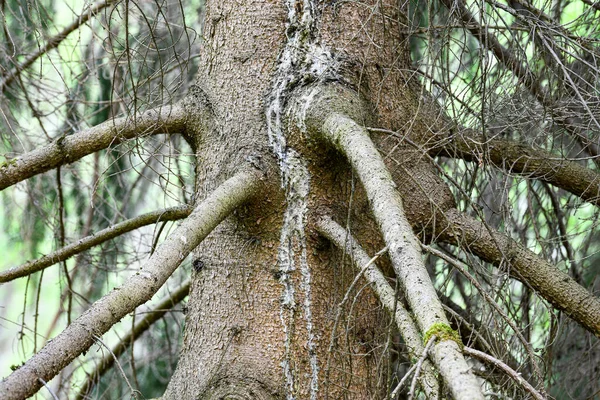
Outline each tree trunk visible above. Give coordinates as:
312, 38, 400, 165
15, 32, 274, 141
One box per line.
164, 0, 461, 398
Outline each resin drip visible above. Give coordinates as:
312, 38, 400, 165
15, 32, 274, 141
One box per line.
265, 1, 338, 398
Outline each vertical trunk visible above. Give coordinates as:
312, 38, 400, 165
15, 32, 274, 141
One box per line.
165, 1, 451, 398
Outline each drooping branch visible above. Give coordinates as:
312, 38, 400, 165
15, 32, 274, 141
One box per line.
437, 132, 600, 207
0, 205, 192, 283
0, 0, 116, 91
76, 278, 190, 400
439, 208, 600, 337
300, 84, 484, 400
0, 103, 187, 191
0, 169, 263, 400
316, 216, 440, 399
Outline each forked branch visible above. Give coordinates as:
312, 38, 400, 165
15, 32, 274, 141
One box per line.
0, 205, 192, 283
300, 84, 484, 400
0, 104, 187, 191
0, 169, 263, 400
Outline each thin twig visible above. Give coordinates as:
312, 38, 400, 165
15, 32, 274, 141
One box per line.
92, 335, 141, 400
463, 346, 546, 400
421, 244, 544, 387
37, 378, 59, 400
408, 336, 437, 400
389, 335, 437, 399
0, 205, 192, 282
0, 0, 116, 90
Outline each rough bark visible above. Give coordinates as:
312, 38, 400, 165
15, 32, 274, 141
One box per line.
6, 0, 599, 398
316, 216, 440, 399
163, 1, 424, 399
300, 84, 483, 399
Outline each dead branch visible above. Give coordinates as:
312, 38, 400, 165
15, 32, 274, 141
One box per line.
302, 84, 484, 400
0, 0, 116, 91
0, 103, 187, 191
440, 208, 600, 337
76, 278, 190, 400
463, 347, 546, 400
316, 216, 440, 399
0, 205, 192, 283
437, 132, 600, 207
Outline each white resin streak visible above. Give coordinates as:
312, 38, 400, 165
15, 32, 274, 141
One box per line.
265, 1, 335, 398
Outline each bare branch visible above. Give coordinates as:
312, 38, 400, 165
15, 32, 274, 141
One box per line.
371, 126, 600, 207
0, 103, 187, 191
440, 0, 600, 159
0, 0, 116, 91
91, 336, 140, 399
421, 244, 544, 386
437, 131, 600, 207
302, 84, 484, 400
580, 0, 600, 11
463, 347, 546, 400
440, 208, 600, 337
0, 169, 263, 400
0, 205, 192, 283
76, 278, 190, 400
0, 0, 115, 92
316, 216, 440, 399
37, 378, 59, 400
408, 336, 437, 400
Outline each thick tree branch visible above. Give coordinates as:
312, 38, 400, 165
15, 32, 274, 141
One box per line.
0, 169, 263, 400
437, 133, 600, 206
76, 278, 190, 400
316, 216, 440, 399
0, 104, 187, 191
0, 205, 192, 283
439, 208, 600, 337
0, 0, 116, 91
301, 84, 484, 400
372, 126, 600, 207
